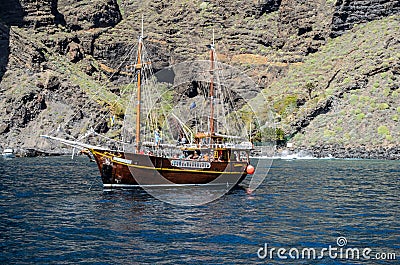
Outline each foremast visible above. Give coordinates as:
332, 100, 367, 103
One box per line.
209, 32, 216, 144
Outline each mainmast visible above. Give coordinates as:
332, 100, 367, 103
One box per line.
209, 31, 215, 143
135, 16, 144, 153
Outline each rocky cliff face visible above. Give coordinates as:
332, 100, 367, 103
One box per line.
331, 0, 400, 37
0, 0, 122, 151
256, 16, 400, 158
0, 0, 399, 157
57, 0, 121, 30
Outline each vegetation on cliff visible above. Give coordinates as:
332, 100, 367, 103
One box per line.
254, 16, 400, 152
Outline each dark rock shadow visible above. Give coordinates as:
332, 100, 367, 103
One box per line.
0, 0, 24, 82
51, 0, 66, 26
0, 0, 25, 26
258, 0, 282, 17
0, 24, 9, 83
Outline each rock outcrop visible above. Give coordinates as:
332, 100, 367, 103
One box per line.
331, 0, 400, 37
58, 0, 121, 30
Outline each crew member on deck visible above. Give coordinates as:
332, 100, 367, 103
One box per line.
154, 130, 161, 146
181, 136, 188, 145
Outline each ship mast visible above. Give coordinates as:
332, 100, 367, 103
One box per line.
209, 31, 215, 143
135, 16, 144, 153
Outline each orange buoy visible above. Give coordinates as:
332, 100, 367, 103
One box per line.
246, 164, 255, 175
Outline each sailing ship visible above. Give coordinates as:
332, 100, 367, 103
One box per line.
42, 24, 255, 189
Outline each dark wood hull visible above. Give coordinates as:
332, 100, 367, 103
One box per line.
91, 149, 248, 188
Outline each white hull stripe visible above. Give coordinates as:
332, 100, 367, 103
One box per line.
113, 157, 132, 164
103, 183, 237, 188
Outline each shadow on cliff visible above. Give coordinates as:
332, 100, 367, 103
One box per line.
0, 0, 65, 82
259, 0, 282, 16
0, 0, 24, 82
0, 24, 9, 83
51, 0, 66, 26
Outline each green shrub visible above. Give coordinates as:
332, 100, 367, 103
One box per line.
360, 95, 371, 102
377, 125, 390, 136
323, 129, 336, 138
354, 108, 362, 115
370, 102, 377, 110
383, 88, 391, 97
356, 113, 366, 120
378, 103, 389, 110
342, 77, 351, 84
273, 94, 298, 117
349, 95, 358, 105
335, 126, 343, 132
253, 127, 285, 142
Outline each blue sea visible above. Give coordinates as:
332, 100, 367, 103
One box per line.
0, 156, 399, 264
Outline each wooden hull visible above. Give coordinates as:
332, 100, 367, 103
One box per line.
91, 149, 248, 188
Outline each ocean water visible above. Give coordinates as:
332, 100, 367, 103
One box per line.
0, 156, 399, 264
